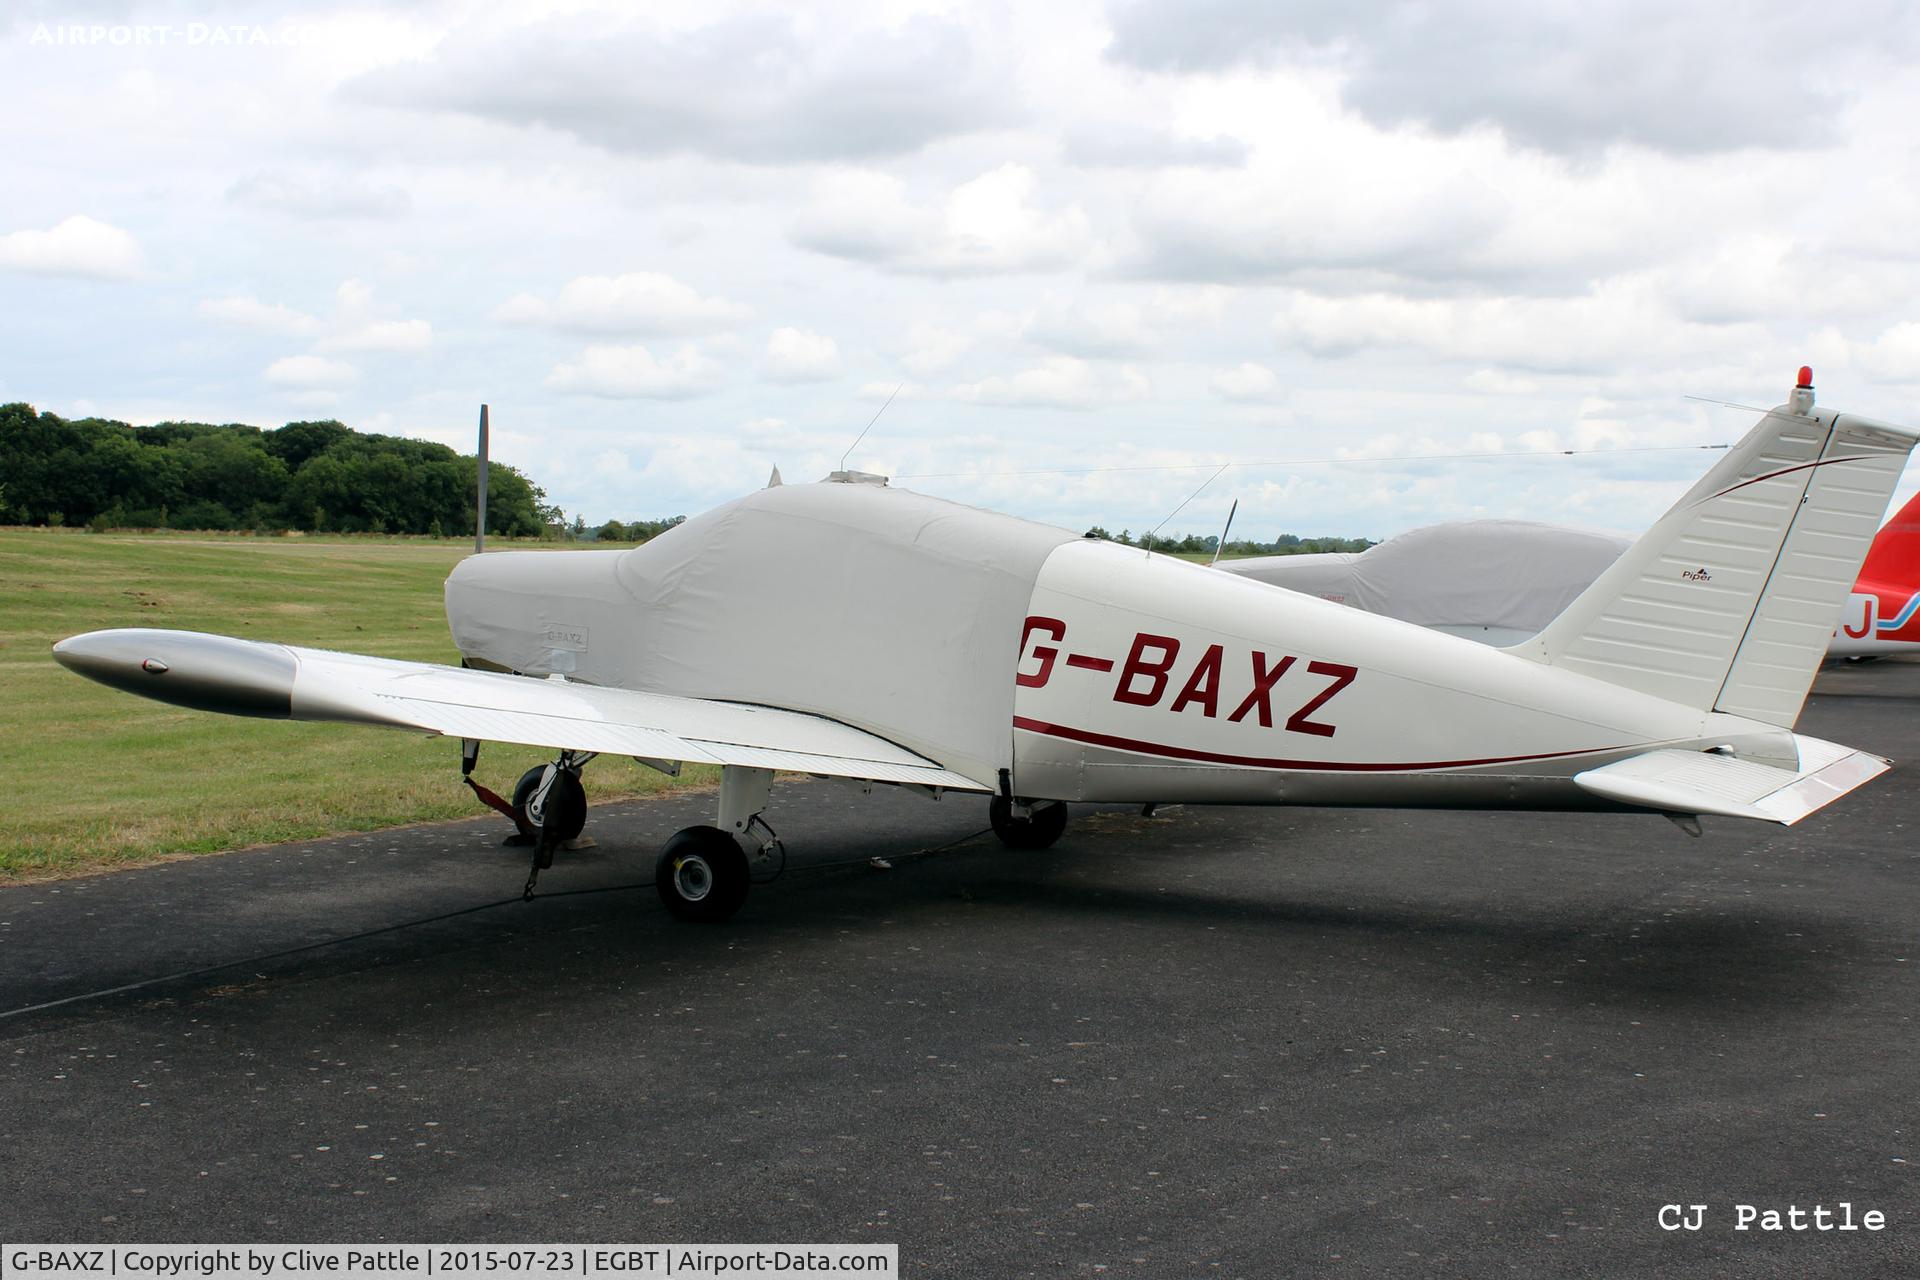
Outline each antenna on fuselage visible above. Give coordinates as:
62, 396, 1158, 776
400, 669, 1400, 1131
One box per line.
839, 383, 902, 473
475, 403, 489, 554
1207, 498, 1239, 567
1142, 463, 1229, 558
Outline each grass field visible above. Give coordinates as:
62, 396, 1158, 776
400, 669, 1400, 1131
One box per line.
0, 528, 709, 880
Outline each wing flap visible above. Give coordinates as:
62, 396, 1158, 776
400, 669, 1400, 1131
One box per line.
369, 695, 976, 787
1572, 735, 1889, 825
280, 647, 985, 790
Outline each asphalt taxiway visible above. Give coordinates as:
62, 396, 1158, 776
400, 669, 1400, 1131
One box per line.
4, 661, 1918, 1277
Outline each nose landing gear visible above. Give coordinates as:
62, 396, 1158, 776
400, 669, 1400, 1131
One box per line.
512, 761, 588, 848
461, 740, 597, 898
511, 751, 595, 898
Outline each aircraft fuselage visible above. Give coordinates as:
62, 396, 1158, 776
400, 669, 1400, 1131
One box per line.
1006, 540, 1793, 807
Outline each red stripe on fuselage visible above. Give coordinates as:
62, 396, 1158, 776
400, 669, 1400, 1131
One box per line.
1010, 716, 1628, 773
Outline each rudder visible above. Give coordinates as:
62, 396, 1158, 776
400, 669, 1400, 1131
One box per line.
1511, 375, 1917, 727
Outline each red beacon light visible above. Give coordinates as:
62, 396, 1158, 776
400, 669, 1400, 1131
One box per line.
1789, 365, 1816, 415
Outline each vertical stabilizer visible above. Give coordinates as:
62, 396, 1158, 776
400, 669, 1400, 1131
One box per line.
1513, 374, 1917, 727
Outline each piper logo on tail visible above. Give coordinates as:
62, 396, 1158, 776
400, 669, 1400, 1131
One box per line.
1681, 567, 1713, 582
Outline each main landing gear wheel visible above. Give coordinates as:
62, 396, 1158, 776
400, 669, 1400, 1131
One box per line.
513, 765, 587, 845
989, 796, 1068, 850
656, 826, 750, 923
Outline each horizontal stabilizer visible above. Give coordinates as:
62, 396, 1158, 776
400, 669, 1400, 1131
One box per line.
1571, 736, 1888, 825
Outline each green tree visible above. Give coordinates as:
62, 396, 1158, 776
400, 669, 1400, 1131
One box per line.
179, 431, 288, 526
265, 420, 352, 471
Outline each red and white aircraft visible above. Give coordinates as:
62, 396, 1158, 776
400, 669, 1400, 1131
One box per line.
52, 375, 1917, 922
1835, 488, 1920, 655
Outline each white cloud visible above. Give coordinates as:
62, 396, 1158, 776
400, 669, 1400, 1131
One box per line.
1855, 321, 1920, 386
792, 165, 1091, 277
1021, 295, 1213, 360
494, 272, 750, 336
263, 355, 358, 389
198, 296, 322, 337
335, 279, 376, 314
544, 343, 723, 399
950, 357, 1152, 409
0, 215, 141, 280
227, 172, 410, 219
352, 13, 1011, 164
1211, 362, 1285, 402
1105, 0, 1919, 156
1268, 284, 1750, 374
1120, 112, 1522, 286
1061, 122, 1247, 168
736, 417, 792, 447
1464, 368, 1542, 396
1658, 235, 1896, 325
857, 380, 929, 400
899, 323, 975, 377
318, 318, 433, 353
763, 327, 841, 382
209, 279, 432, 354
314, 279, 433, 352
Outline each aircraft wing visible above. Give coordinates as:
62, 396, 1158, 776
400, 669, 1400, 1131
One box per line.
1571, 735, 1889, 825
52, 628, 984, 791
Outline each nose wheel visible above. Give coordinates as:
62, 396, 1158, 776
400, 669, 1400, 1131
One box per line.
656, 826, 750, 922
512, 764, 587, 845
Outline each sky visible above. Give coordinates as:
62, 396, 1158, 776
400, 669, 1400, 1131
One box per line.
4, 0, 1919, 540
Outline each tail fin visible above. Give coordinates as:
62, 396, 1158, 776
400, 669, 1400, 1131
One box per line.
1854, 488, 1920, 641
1512, 375, 1918, 727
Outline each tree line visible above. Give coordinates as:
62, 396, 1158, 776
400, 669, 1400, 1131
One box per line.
0, 401, 1374, 552
0, 403, 556, 537
1084, 527, 1374, 557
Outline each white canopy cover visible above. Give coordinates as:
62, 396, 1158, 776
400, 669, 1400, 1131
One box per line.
1219, 520, 1630, 644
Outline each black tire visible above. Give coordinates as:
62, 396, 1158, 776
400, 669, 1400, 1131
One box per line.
989, 796, 1068, 850
656, 826, 750, 923
512, 765, 587, 842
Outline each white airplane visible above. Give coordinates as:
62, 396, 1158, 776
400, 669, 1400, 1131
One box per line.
52, 374, 1916, 922
1223, 374, 1920, 660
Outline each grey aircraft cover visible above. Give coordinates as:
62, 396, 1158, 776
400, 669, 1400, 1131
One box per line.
1218, 520, 1630, 646
444, 478, 1082, 788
